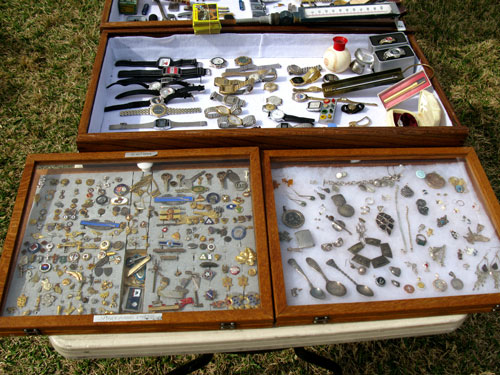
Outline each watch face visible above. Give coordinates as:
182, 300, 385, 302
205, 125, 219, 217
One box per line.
266, 95, 282, 106
159, 87, 175, 97
210, 57, 227, 68
151, 103, 167, 117
290, 76, 305, 86
270, 109, 284, 121
154, 118, 170, 128
216, 106, 231, 116
234, 56, 252, 66
262, 103, 276, 113
228, 115, 243, 126
158, 58, 172, 67
307, 101, 322, 111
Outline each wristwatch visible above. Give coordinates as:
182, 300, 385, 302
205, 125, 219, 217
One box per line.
289, 67, 322, 87
117, 67, 211, 79
214, 77, 255, 95
115, 57, 199, 68
383, 47, 406, 60
217, 115, 256, 128
114, 84, 205, 100
209, 92, 247, 108
210, 57, 228, 69
204, 105, 242, 119
222, 68, 278, 83
269, 109, 315, 124
104, 85, 204, 112
109, 118, 207, 130
119, 99, 202, 118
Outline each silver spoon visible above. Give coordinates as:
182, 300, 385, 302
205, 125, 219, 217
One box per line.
326, 259, 374, 297
288, 258, 326, 300
305, 257, 347, 297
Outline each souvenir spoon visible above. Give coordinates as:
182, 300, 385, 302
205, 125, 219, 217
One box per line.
288, 258, 326, 300
305, 257, 347, 297
326, 259, 374, 297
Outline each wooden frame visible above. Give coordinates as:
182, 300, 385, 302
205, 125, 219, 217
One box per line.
76, 29, 467, 152
262, 147, 500, 326
0, 147, 273, 335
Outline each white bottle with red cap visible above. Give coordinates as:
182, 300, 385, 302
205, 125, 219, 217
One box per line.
323, 36, 351, 73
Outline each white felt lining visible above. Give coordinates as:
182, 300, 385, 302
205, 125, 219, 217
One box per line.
271, 160, 500, 306
88, 33, 453, 133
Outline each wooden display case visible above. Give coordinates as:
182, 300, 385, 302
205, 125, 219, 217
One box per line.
0, 147, 273, 335
76, 28, 467, 152
262, 147, 500, 326
99, 0, 407, 31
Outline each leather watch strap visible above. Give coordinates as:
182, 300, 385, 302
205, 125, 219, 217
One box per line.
115, 58, 198, 68
283, 114, 315, 123
115, 89, 160, 99
115, 60, 157, 67
104, 100, 151, 112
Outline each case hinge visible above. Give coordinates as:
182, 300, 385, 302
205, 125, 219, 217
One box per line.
23, 328, 42, 336
220, 322, 236, 330
395, 19, 406, 32
492, 304, 500, 312
313, 316, 330, 324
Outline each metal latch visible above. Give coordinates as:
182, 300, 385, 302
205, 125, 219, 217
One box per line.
220, 322, 236, 330
24, 328, 42, 336
492, 304, 500, 312
396, 19, 406, 32
313, 316, 330, 324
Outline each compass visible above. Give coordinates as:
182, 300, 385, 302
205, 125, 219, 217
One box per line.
281, 207, 305, 229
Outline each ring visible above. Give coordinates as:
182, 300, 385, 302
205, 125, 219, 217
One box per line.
416, 234, 427, 246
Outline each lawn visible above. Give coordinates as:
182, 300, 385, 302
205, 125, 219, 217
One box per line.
0, 0, 499, 373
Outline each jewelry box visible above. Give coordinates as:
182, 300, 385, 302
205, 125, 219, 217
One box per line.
77, 29, 466, 152
262, 147, 500, 326
0, 148, 273, 335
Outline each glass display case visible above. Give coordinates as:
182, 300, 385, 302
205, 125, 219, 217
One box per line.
262, 147, 500, 325
77, 31, 467, 152
0, 148, 272, 335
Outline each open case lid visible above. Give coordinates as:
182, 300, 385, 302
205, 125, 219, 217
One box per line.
0, 147, 273, 335
77, 29, 467, 152
100, 0, 407, 32
262, 147, 500, 326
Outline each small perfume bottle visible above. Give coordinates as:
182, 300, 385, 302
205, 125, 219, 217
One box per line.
323, 36, 351, 73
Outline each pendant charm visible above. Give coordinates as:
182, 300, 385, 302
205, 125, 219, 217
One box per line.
448, 176, 467, 193
429, 245, 446, 266
425, 172, 446, 189
432, 274, 448, 292
464, 224, 490, 244
489, 253, 500, 289
376, 212, 395, 235
416, 199, 429, 215
436, 215, 449, 227
400, 184, 414, 198
17, 293, 28, 308
473, 256, 490, 291
332, 194, 355, 217
416, 277, 425, 289
449, 271, 464, 290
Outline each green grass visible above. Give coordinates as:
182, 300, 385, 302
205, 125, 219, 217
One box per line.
0, 0, 499, 374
